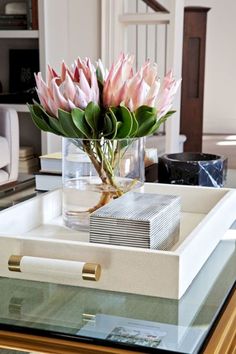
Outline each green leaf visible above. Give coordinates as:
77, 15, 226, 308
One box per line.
47, 116, 66, 136
135, 105, 157, 123
129, 112, 138, 137
162, 110, 176, 120
105, 109, 119, 139
136, 117, 156, 137
58, 109, 81, 138
72, 108, 91, 138
116, 106, 133, 138
110, 107, 118, 115
32, 102, 67, 136
133, 105, 158, 137
116, 121, 122, 131
96, 67, 104, 85
28, 104, 56, 133
103, 114, 113, 135
148, 111, 176, 136
85, 102, 101, 135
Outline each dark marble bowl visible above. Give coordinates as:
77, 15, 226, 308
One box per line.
158, 152, 227, 187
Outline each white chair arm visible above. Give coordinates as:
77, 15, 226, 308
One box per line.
0, 107, 19, 182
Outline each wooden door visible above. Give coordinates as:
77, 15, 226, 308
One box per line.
180, 7, 210, 152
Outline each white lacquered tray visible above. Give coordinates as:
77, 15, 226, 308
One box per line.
0, 183, 235, 299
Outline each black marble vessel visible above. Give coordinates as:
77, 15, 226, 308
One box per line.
158, 153, 227, 187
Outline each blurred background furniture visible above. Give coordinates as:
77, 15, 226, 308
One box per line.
0, 107, 19, 187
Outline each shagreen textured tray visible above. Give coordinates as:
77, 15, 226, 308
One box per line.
0, 183, 235, 299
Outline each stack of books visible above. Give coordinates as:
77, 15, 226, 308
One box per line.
0, 14, 27, 29
35, 148, 159, 191
90, 192, 180, 250
35, 152, 93, 191
19, 146, 39, 174
35, 152, 63, 191
0, 0, 38, 30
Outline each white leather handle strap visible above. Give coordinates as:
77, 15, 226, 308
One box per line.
8, 255, 101, 281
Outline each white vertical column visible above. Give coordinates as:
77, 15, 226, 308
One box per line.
38, 0, 69, 72
165, 0, 184, 153
39, 0, 101, 71
101, 0, 125, 67
101, 0, 111, 66
68, 0, 101, 62
38, 0, 69, 154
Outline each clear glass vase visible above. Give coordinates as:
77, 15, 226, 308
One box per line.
62, 137, 145, 230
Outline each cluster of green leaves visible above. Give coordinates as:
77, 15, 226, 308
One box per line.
28, 101, 175, 140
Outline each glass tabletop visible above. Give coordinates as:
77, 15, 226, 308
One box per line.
0, 239, 235, 354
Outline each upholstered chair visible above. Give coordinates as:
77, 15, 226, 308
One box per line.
0, 108, 19, 187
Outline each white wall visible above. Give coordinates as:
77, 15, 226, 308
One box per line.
40, 0, 101, 72
39, 0, 101, 153
185, 0, 236, 134
68, 0, 101, 63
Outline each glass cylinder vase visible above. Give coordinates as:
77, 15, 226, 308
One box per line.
62, 137, 145, 230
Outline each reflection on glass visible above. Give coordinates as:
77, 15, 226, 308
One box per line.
78, 314, 205, 352
0, 240, 235, 353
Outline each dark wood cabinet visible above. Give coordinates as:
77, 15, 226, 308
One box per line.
180, 7, 210, 152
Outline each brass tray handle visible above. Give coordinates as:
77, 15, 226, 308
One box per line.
8, 255, 101, 281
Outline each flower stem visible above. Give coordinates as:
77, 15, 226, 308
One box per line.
81, 139, 124, 211
88, 191, 112, 213
82, 140, 109, 185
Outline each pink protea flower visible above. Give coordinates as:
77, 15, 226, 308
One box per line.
155, 70, 181, 118
35, 58, 99, 117
103, 53, 180, 114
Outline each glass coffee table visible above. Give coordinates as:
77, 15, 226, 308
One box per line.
0, 237, 235, 354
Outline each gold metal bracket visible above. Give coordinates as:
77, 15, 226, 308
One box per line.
82, 263, 101, 281
8, 255, 23, 272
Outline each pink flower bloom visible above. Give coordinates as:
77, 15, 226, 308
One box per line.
96, 59, 108, 82
156, 70, 181, 117
35, 58, 99, 117
103, 54, 180, 114
35, 53, 180, 120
